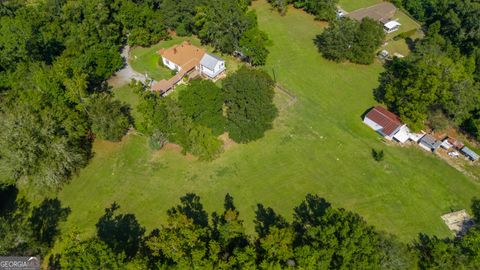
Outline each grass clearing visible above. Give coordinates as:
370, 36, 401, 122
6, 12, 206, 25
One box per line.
54, 0, 480, 246
114, 84, 141, 122
338, 0, 382, 12
383, 39, 411, 56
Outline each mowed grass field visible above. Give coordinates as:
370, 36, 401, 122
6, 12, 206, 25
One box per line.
55, 0, 480, 244
338, 0, 382, 12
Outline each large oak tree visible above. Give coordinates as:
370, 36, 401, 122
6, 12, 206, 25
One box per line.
223, 66, 277, 143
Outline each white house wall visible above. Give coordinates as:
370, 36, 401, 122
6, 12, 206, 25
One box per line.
201, 66, 216, 78
162, 57, 180, 71
364, 117, 383, 133
419, 143, 433, 152
201, 61, 225, 78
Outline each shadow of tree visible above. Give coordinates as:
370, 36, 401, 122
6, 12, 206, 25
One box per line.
1, 195, 69, 256
0, 185, 19, 216
254, 204, 288, 238
405, 37, 416, 51
472, 197, 480, 223
167, 193, 209, 227
96, 202, 145, 259
30, 198, 71, 247
293, 194, 331, 231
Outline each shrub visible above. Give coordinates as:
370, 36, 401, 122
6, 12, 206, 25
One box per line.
88, 93, 132, 142
428, 110, 449, 131
148, 130, 168, 150
372, 149, 384, 162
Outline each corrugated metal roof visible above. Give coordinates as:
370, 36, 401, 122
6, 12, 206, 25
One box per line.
384, 21, 401, 29
461, 146, 479, 161
419, 135, 442, 150
364, 106, 403, 136
200, 53, 223, 70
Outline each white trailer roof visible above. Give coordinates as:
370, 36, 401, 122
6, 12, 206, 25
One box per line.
384, 21, 401, 29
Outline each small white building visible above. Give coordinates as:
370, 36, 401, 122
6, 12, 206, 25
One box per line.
408, 132, 425, 143
441, 138, 453, 150
393, 125, 410, 143
384, 21, 401, 33
199, 53, 226, 79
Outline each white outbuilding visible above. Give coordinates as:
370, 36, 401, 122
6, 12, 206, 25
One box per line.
384, 21, 401, 33
199, 53, 226, 79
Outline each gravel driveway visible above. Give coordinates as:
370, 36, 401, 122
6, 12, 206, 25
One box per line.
108, 45, 152, 88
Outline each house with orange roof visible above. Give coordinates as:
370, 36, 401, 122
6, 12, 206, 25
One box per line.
151, 41, 226, 94
159, 41, 205, 72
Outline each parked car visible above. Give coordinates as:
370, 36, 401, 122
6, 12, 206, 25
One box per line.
448, 151, 459, 158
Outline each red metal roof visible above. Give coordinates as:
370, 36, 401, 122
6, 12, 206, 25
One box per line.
447, 137, 464, 150
365, 106, 403, 136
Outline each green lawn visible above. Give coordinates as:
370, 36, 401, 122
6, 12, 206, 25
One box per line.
54, 0, 480, 247
383, 39, 410, 56
114, 84, 141, 121
338, 0, 382, 12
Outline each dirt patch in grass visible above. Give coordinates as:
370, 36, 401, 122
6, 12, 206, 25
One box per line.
219, 133, 237, 150
151, 143, 197, 161
92, 136, 130, 158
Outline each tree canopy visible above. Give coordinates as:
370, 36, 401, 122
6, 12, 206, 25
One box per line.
0, 84, 91, 188
1, 186, 477, 269
223, 66, 278, 143
375, 32, 479, 131
178, 80, 225, 136
315, 17, 385, 64
377, 0, 480, 137
0, 0, 271, 189
60, 238, 125, 269
136, 67, 279, 157
0, 188, 70, 257
87, 92, 132, 141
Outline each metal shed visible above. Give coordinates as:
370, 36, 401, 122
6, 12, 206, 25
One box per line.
461, 146, 479, 161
